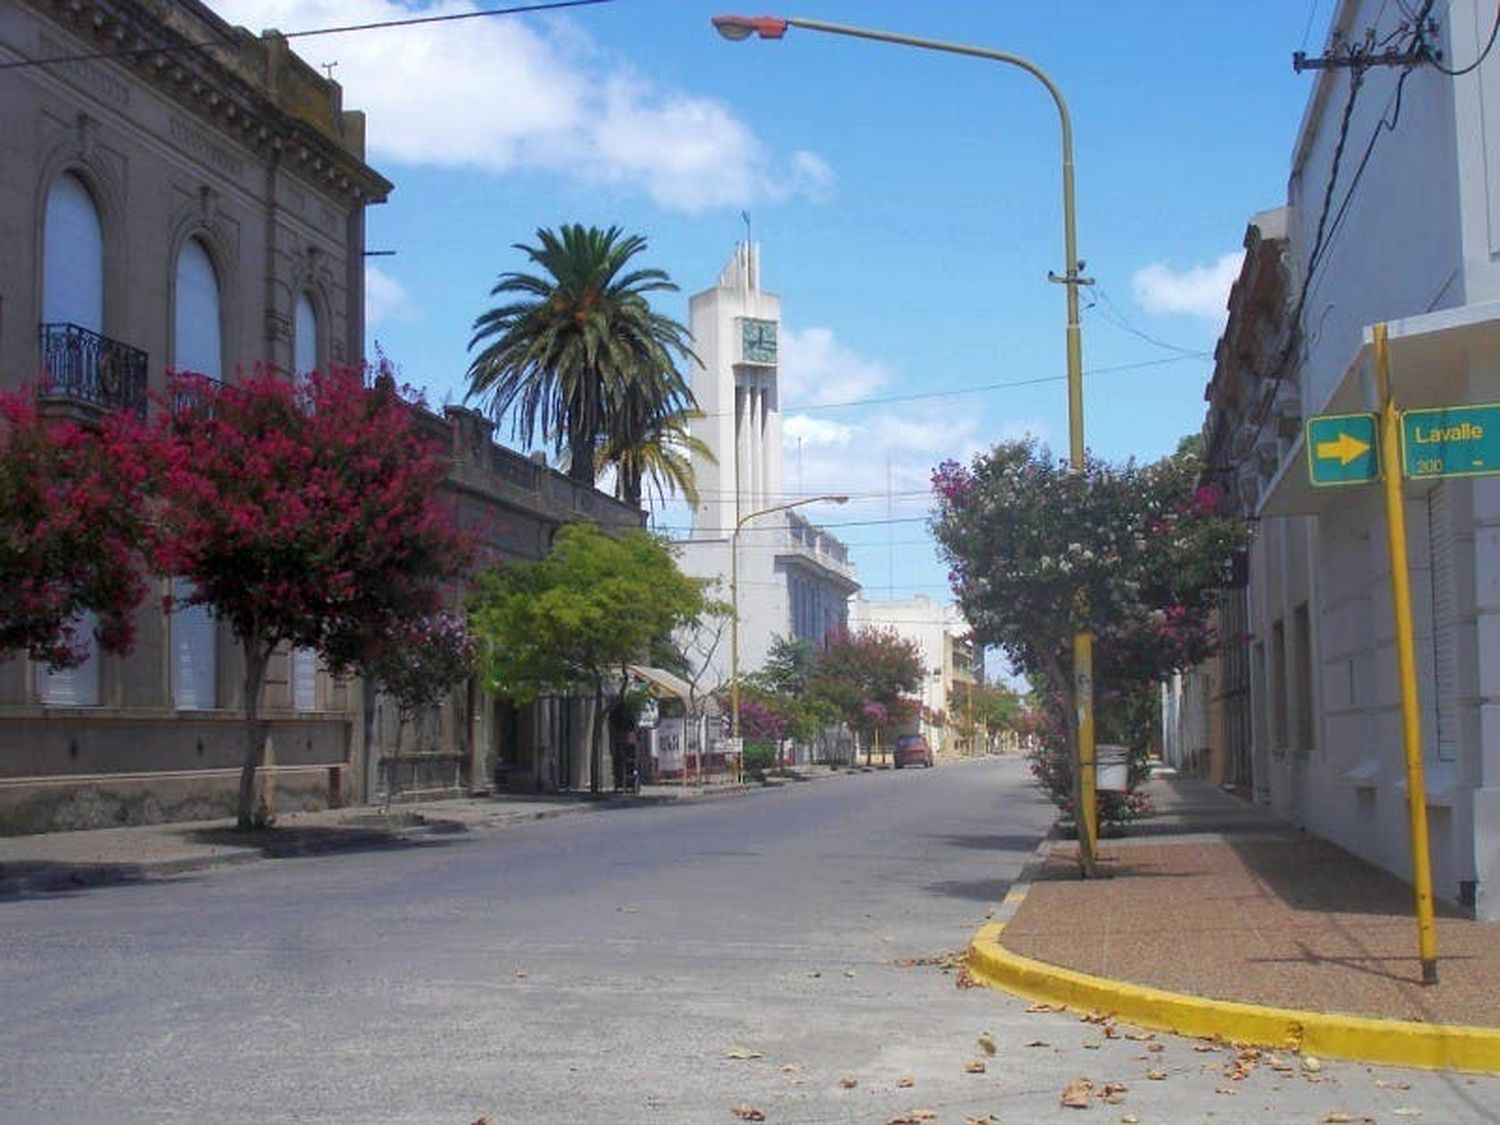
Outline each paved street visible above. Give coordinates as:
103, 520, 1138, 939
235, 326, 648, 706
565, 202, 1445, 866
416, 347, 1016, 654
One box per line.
5, 757, 1500, 1123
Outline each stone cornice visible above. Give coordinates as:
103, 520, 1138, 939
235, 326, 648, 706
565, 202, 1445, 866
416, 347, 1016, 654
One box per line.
23, 0, 392, 203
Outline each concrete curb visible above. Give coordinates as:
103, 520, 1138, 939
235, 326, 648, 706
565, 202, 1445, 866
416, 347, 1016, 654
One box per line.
0, 796, 636, 898
967, 836, 1500, 1075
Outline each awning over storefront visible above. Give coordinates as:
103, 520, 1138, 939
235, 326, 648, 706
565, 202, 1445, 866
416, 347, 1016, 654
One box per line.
1259, 300, 1500, 518
628, 665, 721, 715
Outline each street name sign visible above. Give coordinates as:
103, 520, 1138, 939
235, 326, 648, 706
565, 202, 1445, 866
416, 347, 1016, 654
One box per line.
1401, 402, 1500, 480
1306, 412, 1379, 486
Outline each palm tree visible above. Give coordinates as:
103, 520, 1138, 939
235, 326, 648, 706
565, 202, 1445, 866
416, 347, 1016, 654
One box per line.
466, 224, 697, 492
598, 404, 715, 509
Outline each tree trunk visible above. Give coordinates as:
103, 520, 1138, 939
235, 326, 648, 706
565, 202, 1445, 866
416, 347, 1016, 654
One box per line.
383, 712, 406, 815
568, 428, 595, 488
621, 465, 643, 509
1043, 650, 1096, 878
590, 679, 606, 794
236, 643, 273, 830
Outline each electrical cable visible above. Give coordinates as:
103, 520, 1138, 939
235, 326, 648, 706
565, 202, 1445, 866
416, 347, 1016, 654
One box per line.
0, 0, 613, 72
1419, 1, 1500, 75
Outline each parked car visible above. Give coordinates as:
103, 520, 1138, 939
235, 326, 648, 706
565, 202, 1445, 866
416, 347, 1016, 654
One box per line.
893, 734, 934, 769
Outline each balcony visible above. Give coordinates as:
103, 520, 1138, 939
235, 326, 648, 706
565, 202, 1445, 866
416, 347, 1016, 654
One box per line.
38, 323, 149, 419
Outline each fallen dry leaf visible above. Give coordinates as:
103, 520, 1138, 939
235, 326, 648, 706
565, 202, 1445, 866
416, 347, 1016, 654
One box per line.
1081, 1010, 1110, 1024
976, 1032, 999, 1055
780, 1064, 797, 1074
965, 1059, 987, 1074
730, 1105, 766, 1122
1193, 1043, 1218, 1054
514, 970, 529, 979
1146, 1069, 1167, 1081
897, 1076, 915, 1088
1147, 1042, 1165, 1053
1124, 1028, 1155, 1041
839, 1076, 859, 1089
1061, 1077, 1094, 1109
725, 1044, 763, 1060
886, 1112, 937, 1125
1303, 1055, 1323, 1073
1322, 1115, 1354, 1124
1392, 1109, 1423, 1117
843, 968, 856, 979
1214, 1086, 1238, 1095
1098, 1082, 1128, 1096
1025, 1039, 1050, 1048
1027, 1002, 1063, 1013
1121, 1117, 1141, 1124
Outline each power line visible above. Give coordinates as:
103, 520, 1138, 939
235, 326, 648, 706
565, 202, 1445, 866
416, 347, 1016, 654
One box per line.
1417, 0, 1500, 76
0, 0, 612, 72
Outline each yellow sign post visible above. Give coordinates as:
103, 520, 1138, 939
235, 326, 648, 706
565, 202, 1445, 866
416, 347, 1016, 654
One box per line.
1373, 322, 1440, 986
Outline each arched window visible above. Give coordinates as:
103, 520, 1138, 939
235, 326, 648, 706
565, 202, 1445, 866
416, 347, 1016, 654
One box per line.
294, 292, 319, 376
170, 239, 223, 708
42, 172, 103, 332
38, 174, 104, 705
173, 237, 222, 378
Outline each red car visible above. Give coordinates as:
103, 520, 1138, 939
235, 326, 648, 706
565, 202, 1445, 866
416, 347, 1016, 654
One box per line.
893, 734, 934, 769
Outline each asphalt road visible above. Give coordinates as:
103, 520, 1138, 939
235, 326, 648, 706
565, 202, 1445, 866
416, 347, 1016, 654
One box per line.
4, 757, 1500, 1123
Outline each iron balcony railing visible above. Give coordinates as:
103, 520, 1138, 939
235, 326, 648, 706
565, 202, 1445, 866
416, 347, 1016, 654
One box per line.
38, 322, 149, 418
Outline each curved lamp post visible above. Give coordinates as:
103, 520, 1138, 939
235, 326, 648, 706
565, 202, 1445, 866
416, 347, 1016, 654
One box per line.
712, 13, 1098, 868
730, 494, 849, 748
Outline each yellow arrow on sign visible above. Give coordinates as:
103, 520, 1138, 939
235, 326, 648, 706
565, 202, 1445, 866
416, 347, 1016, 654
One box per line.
1316, 431, 1371, 465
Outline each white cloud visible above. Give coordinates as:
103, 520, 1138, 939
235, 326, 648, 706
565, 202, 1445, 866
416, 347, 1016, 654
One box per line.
782, 414, 854, 448
206, 0, 830, 213
1131, 251, 1242, 319
778, 326, 893, 407
364, 264, 414, 328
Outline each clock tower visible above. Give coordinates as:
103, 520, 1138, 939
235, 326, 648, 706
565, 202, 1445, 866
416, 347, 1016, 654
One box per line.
687, 241, 784, 536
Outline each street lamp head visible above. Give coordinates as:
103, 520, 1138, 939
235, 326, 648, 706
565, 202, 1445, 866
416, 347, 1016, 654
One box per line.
712, 14, 790, 41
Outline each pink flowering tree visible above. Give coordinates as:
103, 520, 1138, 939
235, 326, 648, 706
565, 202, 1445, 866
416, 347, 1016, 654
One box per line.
931, 437, 1244, 843
808, 626, 923, 763
0, 391, 149, 666
127, 367, 471, 828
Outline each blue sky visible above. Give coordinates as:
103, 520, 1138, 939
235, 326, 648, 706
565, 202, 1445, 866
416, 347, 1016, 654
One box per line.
209, 0, 1322, 631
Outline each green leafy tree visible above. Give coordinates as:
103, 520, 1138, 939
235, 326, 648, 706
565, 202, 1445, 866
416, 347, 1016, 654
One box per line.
931, 437, 1245, 856
362, 612, 476, 811
597, 404, 714, 509
466, 224, 697, 503
949, 681, 1023, 752
468, 523, 712, 792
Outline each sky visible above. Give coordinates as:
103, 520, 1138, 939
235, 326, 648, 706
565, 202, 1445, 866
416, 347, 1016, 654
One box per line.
207, 0, 1327, 667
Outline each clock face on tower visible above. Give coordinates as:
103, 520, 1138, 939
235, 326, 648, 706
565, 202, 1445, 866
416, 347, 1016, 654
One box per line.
740, 317, 778, 365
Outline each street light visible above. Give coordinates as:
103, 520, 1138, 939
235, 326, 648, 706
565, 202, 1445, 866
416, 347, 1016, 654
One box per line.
730, 494, 850, 750
713, 13, 1099, 870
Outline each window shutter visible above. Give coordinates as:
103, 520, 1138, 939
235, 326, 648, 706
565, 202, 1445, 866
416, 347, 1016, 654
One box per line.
1429, 483, 1458, 762
291, 647, 317, 712
38, 612, 100, 707
171, 578, 216, 710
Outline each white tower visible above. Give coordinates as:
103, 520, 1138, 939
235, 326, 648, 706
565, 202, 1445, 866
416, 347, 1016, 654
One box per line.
688, 242, 783, 535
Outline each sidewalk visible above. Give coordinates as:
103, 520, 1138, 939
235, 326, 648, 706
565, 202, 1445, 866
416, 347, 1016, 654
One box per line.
0, 775, 772, 898
968, 770, 1500, 1072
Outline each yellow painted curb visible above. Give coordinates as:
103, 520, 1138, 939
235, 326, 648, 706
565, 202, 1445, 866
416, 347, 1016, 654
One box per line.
968, 920, 1500, 1074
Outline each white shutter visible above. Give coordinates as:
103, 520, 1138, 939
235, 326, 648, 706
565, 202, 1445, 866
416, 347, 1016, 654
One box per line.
1429, 483, 1458, 762
43, 173, 103, 331
294, 294, 318, 376
38, 612, 99, 707
291, 647, 317, 711
174, 239, 222, 379
171, 578, 216, 710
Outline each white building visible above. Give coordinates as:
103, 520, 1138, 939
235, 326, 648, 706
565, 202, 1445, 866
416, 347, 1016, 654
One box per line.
1210, 0, 1500, 916
675, 244, 859, 689
848, 595, 978, 752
